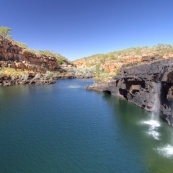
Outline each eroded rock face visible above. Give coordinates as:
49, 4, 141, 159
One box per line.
0, 38, 59, 72
100, 61, 123, 74
0, 38, 76, 85
87, 58, 173, 127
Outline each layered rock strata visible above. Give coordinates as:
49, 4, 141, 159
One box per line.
73, 52, 165, 74
0, 38, 74, 85
0, 38, 60, 72
87, 58, 173, 126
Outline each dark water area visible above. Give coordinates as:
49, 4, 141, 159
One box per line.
0, 79, 173, 173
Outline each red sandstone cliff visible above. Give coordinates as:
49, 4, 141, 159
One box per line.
0, 38, 61, 73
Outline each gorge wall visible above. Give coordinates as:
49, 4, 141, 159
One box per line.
87, 58, 173, 127
0, 38, 76, 86
0, 38, 60, 73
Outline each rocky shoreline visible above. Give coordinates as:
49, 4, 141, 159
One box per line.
0, 72, 93, 86
0, 37, 94, 86
0, 73, 56, 86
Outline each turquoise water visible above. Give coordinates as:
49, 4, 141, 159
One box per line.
0, 79, 173, 173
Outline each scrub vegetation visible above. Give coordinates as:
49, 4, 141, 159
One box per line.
76, 44, 173, 66
74, 43, 173, 81
0, 26, 68, 64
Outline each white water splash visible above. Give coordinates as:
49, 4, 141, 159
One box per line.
142, 120, 161, 127
147, 130, 160, 140
157, 145, 173, 158
140, 120, 161, 140
146, 83, 161, 140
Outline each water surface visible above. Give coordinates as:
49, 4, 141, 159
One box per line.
0, 79, 173, 173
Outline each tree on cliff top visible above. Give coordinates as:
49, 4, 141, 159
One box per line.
0, 26, 12, 40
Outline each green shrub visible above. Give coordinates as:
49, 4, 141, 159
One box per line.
115, 69, 120, 75
96, 64, 100, 73
57, 59, 63, 65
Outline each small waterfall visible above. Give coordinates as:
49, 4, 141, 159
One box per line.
147, 82, 161, 140
140, 82, 173, 157
151, 82, 161, 119
138, 79, 173, 157
141, 82, 161, 140
151, 83, 173, 158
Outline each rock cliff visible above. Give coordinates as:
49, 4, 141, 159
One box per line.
0, 38, 76, 85
0, 38, 60, 72
87, 57, 173, 127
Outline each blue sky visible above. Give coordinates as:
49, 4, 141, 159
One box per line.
1, 0, 173, 60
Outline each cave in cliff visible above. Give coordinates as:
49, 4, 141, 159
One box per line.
103, 90, 112, 95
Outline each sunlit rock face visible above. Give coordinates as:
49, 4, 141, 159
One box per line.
0, 38, 59, 72
0, 38, 67, 86
87, 58, 173, 127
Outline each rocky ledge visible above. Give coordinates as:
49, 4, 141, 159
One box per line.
0, 72, 57, 86
0, 39, 61, 72
87, 58, 173, 127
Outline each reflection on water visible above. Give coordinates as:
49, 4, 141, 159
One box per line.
0, 80, 173, 173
